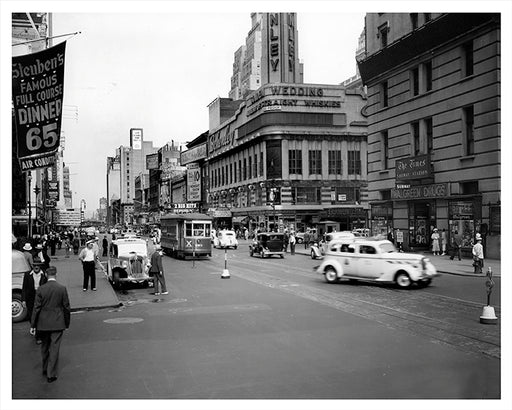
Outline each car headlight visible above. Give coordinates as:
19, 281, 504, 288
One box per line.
121, 261, 128, 268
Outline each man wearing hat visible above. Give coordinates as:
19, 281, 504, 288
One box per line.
34, 243, 51, 271
22, 263, 48, 344
149, 244, 168, 295
78, 240, 98, 291
30, 267, 70, 383
472, 236, 484, 274
22, 243, 34, 270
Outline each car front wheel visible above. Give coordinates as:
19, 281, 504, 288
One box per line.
395, 272, 412, 288
324, 267, 338, 284
311, 250, 316, 259
12, 293, 27, 322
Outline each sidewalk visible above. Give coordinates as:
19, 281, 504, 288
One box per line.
291, 244, 500, 277
48, 247, 121, 312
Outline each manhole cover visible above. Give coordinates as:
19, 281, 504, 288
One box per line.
103, 317, 144, 324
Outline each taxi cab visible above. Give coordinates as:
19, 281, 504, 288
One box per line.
107, 235, 152, 289
214, 230, 239, 249
314, 236, 438, 288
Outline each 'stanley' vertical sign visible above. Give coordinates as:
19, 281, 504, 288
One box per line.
12, 41, 66, 171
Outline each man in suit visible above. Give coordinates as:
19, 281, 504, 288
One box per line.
30, 267, 71, 383
149, 244, 168, 295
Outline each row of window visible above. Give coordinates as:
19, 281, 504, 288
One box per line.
380, 40, 474, 108
289, 150, 361, 176
379, 13, 432, 50
379, 105, 475, 168
211, 153, 264, 188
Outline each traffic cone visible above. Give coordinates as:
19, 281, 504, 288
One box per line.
221, 249, 230, 279
221, 268, 230, 279
480, 267, 498, 324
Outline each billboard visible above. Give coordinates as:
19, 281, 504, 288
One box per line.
12, 41, 67, 171
146, 153, 158, 170
187, 164, 201, 202
130, 128, 142, 150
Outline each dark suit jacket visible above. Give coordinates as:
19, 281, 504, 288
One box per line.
31, 280, 71, 331
149, 251, 163, 273
21, 271, 48, 313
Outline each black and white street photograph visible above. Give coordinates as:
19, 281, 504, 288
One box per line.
2, 1, 510, 409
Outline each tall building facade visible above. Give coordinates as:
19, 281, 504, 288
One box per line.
357, 13, 501, 257
204, 13, 367, 233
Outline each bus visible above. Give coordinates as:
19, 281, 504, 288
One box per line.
160, 213, 213, 259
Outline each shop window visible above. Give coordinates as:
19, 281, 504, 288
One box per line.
348, 151, 361, 175
328, 150, 342, 175
463, 105, 475, 155
380, 81, 389, 108
381, 131, 389, 169
380, 190, 391, 200
289, 149, 302, 175
462, 41, 474, 77
293, 187, 321, 204
308, 150, 322, 175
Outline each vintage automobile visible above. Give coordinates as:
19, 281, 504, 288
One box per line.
296, 228, 317, 244
107, 236, 152, 289
314, 237, 439, 288
214, 230, 238, 249
12, 249, 31, 322
249, 232, 285, 258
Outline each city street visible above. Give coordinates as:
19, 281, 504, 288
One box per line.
12, 240, 500, 399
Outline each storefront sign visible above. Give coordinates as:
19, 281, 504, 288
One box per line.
207, 208, 232, 218
13, 41, 67, 171
395, 154, 431, 180
181, 143, 207, 165
391, 183, 448, 200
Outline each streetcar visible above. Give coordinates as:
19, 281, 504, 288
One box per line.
160, 213, 213, 259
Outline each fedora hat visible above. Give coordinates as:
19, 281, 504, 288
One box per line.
23, 243, 32, 251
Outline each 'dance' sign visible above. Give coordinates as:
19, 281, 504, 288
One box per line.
12, 41, 67, 171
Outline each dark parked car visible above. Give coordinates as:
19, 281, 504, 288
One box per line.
249, 232, 285, 258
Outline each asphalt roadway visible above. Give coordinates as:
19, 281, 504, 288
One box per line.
9, 240, 503, 403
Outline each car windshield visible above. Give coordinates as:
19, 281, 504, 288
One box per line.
380, 242, 397, 253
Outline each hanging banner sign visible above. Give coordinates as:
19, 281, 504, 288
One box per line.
12, 41, 67, 171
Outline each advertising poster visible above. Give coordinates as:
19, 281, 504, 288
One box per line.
12, 41, 67, 171
187, 164, 201, 202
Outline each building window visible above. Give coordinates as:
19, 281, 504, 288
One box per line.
425, 118, 433, 152
411, 67, 419, 96
260, 152, 264, 176
238, 160, 242, 181
412, 121, 420, 155
424, 60, 433, 92
381, 130, 389, 169
328, 150, 342, 175
289, 149, 302, 175
378, 22, 388, 49
308, 150, 322, 175
348, 151, 361, 175
293, 187, 321, 204
254, 154, 258, 177
463, 105, 475, 155
248, 156, 252, 179
230, 163, 233, 184
243, 158, 247, 180
461, 181, 478, 194
381, 81, 388, 108
410, 13, 418, 30
462, 41, 474, 77
424, 13, 431, 23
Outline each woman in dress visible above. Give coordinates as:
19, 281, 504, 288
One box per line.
431, 228, 440, 255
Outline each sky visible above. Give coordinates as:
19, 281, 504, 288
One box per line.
49, 9, 365, 216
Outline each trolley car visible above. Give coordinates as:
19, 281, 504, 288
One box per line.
160, 213, 213, 259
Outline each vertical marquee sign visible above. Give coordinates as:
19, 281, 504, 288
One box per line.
12, 41, 66, 171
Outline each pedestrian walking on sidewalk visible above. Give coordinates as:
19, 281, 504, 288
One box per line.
149, 245, 168, 295
78, 240, 98, 291
289, 231, 296, 255
441, 229, 447, 255
431, 228, 440, 255
30, 267, 71, 383
472, 237, 484, 274
22, 243, 34, 270
102, 235, 108, 257
450, 230, 462, 261
22, 263, 48, 345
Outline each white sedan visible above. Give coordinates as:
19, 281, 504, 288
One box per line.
214, 230, 239, 249
314, 237, 439, 288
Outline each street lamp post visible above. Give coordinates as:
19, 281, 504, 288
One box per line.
27, 172, 32, 238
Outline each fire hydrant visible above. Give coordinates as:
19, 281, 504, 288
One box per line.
480, 267, 498, 324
